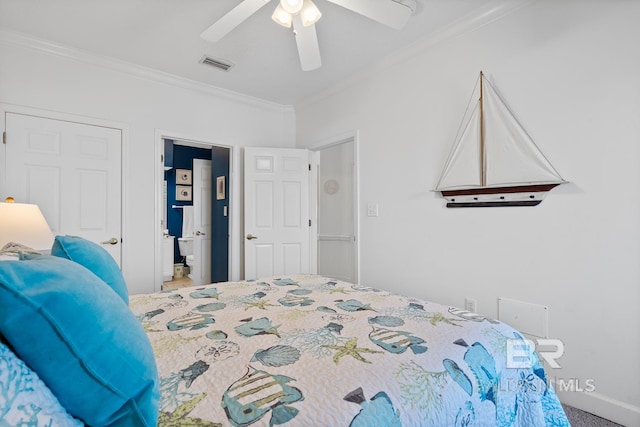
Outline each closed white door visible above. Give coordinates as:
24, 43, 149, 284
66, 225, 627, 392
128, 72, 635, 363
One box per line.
244, 147, 310, 280
4, 113, 122, 265
192, 158, 212, 285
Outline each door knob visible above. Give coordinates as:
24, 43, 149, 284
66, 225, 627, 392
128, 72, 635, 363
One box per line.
195, 230, 206, 236
101, 237, 118, 245
246, 234, 258, 240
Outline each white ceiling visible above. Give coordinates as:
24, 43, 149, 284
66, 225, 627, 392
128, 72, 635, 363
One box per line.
0, 0, 516, 106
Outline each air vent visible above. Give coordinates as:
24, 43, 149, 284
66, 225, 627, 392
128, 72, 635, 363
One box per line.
200, 55, 234, 72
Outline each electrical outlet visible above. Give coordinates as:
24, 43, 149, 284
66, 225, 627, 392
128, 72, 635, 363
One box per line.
465, 298, 477, 313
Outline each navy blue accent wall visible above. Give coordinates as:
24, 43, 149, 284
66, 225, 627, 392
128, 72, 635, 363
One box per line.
210, 146, 230, 283
165, 142, 212, 264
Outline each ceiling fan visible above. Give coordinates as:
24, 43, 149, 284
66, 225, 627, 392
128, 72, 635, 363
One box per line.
200, 0, 417, 71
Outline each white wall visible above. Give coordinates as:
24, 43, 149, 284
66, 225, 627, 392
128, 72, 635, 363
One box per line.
296, 1, 640, 424
0, 32, 296, 295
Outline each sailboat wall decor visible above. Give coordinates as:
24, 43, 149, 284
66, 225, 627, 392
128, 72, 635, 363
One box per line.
436, 72, 566, 208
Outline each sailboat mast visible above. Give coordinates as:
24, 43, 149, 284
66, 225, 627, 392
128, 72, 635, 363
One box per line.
479, 71, 486, 187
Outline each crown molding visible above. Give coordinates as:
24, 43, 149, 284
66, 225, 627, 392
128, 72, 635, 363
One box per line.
0, 28, 293, 114
296, 0, 538, 108
390, 0, 538, 64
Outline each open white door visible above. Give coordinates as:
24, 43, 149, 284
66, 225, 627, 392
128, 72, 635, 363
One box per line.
4, 112, 122, 264
192, 158, 212, 285
244, 147, 310, 280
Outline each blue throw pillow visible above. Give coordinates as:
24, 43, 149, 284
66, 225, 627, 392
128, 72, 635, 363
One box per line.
0, 341, 83, 426
0, 256, 159, 426
51, 235, 129, 304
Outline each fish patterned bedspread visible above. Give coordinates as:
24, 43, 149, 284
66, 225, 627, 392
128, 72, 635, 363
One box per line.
129, 275, 569, 426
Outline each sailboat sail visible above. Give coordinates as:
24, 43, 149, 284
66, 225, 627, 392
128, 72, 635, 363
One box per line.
437, 72, 565, 207
438, 104, 482, 190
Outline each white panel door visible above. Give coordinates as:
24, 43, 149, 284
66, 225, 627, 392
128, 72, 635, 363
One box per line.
244, 147, 309, 280
192, 158, 212, 286
4, 113, 122, 265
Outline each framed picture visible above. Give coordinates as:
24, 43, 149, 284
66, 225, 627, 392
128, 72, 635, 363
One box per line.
176, 169, 192, 185
216, 176, 226, 200
176, 185, 192, 201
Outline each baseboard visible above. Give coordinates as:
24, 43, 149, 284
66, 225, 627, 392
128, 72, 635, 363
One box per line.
553, 381, 640, 426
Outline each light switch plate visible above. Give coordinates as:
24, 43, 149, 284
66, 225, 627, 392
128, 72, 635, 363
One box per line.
367, 203, 379, 217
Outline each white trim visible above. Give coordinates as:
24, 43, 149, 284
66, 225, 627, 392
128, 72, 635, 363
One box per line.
553, 381, 640, 426
0, 102, 129, 131
0, 102, 129, 280
0, 1, 533, 111
308, 130, 360, 284
396, 0, 539, 62
0, 29, 293, 114
306, 129, 360, 151
318, 235, 353, 242
354, 132, 361, 285
154, 129, 234, 291
309, 151, 318, 275
295, 0, 537, 108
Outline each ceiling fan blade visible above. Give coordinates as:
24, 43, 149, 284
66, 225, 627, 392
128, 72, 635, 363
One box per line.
293, 15, 321, 71
201, 0, 273, 42
326, 0, 413, 30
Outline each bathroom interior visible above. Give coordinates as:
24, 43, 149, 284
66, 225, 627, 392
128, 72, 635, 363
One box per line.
161, 139, 230, 290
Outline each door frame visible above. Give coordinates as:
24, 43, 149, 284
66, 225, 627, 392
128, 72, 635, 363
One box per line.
154, 129, 233, 291
308, 130, 360, 284
0, 102, 129, 269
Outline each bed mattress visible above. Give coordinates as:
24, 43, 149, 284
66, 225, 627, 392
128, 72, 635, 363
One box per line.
129, 275, 569, 426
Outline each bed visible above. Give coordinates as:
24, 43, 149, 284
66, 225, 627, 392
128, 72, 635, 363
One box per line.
0, 237, 570, 426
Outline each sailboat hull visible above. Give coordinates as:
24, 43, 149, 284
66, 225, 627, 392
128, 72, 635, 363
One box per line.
447, 200, 541, 208
440, 183, 561, 208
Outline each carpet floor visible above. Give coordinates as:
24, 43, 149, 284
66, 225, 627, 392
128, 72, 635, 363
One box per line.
562, 405, 623, 427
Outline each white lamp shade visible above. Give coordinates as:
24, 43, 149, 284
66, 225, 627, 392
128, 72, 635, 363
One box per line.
0, 202, 54, 251
280, 0, 303, 14
272, 4, 293, 28
300, 0, 321, 26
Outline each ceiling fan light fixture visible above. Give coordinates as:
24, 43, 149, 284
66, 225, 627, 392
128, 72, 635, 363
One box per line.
300, 0, 321, 26
272, 4, 293, 27
280, 0, 303, 14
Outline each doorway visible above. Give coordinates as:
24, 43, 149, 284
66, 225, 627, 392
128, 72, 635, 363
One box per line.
156, 135, 231, 291
312, 135, 359, 283
240, 138, 358, 282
